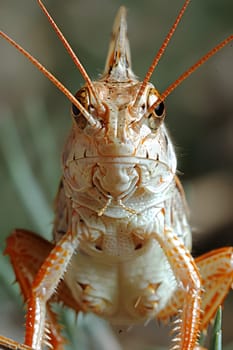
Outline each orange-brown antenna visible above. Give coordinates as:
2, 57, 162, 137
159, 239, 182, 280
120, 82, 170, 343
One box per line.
133, 0, 190, 110
147, 35, 233, 115
0, 31, 101, 128
37, 0, 103, 111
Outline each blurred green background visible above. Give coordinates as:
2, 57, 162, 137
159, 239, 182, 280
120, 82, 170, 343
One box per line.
0, 0, 232, 349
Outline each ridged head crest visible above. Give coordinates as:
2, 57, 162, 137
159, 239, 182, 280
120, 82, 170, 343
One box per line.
103, 6, 136, 82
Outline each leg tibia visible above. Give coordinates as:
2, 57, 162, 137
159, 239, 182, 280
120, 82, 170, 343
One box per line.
5, 229, 79, 350
157, 247, 233, 336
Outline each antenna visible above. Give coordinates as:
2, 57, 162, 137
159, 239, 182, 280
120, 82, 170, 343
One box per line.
133, 0, 190, 110
0, 31, 101, 128
147, 35, 233, 115
37, 0, 103, 111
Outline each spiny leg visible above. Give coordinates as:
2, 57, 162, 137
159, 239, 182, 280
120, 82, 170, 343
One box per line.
0, 335, 33, 350
5, 230, 66, 349
157, 247, 233, 348
5, 230, 67, 350
24, 230, 79, 349
154, 229, 202, 350
5, 229, 80, 350
5, 230, 54, 301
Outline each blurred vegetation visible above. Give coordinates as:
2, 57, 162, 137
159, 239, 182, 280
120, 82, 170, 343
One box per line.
0, 0, 232, 349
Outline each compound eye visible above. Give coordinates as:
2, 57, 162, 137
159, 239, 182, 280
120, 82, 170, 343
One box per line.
146, 89, 165, 132
71, 88, 89, 129
72, 103, 80, 116
71, 102, 88, 129
148, 101, 165, 132
154, 101, 165, 117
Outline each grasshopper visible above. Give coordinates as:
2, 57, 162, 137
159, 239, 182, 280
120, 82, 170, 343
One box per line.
0, 1, 233, 349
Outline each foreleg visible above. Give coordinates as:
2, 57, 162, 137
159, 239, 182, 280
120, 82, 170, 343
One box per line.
154, 229, 202, 350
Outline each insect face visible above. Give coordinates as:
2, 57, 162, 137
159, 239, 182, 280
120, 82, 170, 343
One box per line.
65, 81, 172, 213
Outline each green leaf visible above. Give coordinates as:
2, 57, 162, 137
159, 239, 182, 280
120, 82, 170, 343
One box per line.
210, 307, 222, 350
